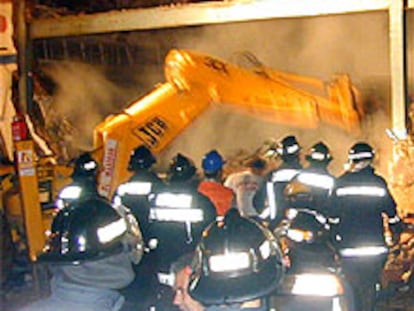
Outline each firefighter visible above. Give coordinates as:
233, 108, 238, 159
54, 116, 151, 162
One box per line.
18, 197, 143, 311
147, 153, 217, 309
113, 145, 165, 239
284, 141, 335, 214
330, 142, 402, 311
198, 150, 234, 216
224, 156, 267, 218
260, 135, 303, 227
112, 145, 165, 310
55, 152, 102, 209
188, 209, 284, 310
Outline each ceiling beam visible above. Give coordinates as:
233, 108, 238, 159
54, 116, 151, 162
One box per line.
30, 0, 392, 39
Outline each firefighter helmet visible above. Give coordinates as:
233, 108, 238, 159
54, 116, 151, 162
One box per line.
71, 153, 98, 179
202, 150, 224, 174
168, 153, 196, 183
306, 142, 332, 164
39, 197, 143, 264
277, 135, 301, 160
189, 209, 284, 305
128, 145, 156, 171
348, 142, 375, 163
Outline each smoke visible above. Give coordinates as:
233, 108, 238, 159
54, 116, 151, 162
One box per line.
145, 11, 395, 177
41, 9, 414, 180
42, 61, 139, 153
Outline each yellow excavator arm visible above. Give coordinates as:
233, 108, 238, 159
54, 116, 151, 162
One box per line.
94, 49, 363, 197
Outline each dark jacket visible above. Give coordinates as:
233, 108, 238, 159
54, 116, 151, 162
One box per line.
330, 166, 398, 247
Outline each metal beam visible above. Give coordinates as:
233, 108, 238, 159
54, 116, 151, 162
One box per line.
389, 0, 407, 138
30, 0, 392, 39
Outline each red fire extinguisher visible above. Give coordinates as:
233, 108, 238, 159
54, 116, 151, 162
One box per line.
12, 114, 29, 142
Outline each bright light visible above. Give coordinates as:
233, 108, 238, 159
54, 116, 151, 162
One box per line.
340, 246, 388, 257
291, 273, 343, 297
209, 252, 250, 272
287, 228, 314, 243
97, 218, 127, 244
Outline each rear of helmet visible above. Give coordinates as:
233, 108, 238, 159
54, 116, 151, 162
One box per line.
39, 197, 143, 264
128, 145, 156, 171
277, 135, 301, 162
168, 153, 197, 183
189, 209, 284, 305
71, 152, 99, 179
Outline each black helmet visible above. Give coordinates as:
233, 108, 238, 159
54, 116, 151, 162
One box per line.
128, 145, 156, 171
277, 135, 301, 160
168, 153, 196, 183
71, 153, 98, 178
39, 197, 142, 264
305, 142, 332, 164
348, 142, 375, 163
189, 209, 284, 305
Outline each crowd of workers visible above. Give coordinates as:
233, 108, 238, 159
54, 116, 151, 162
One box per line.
17, 134, 404, 311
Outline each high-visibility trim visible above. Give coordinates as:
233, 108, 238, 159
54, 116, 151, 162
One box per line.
117, 181, 152, 196
83, 160, 97, 171
287, 228, 314, 243
310, 152, 328, 161
97, 218, 127, 243
266, 181, 277, 220
348, 152, 374, 160
209, 252, 251, 272
291, 273, 343, 297
335, 186, 386, 197
271, 169, 299, 182
388, 215, 400, 224
149, 208, 203, 222
259, 240, 271, 259
58, 185, 82, 199
297, 172, 334, 190
339, 246, 388, 257
286, 144, 300, 154
157, 272, 175, 287
155, 193, 193, 208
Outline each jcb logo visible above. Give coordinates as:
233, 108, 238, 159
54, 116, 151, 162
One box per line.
133, 116, 169, 148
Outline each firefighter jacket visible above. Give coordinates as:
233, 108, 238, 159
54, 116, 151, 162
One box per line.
198, 180, 234, 216
112, 169, 165, 242
286, 165, 335, 215
260, 161, 303, 227
147, 181, 217, 279
55, 177, 102, 209
330, 166, 400, 248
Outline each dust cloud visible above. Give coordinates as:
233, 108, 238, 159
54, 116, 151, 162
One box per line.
41, 61, 139, 154
149, 11, 395, 178
41, 9, 413, 181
